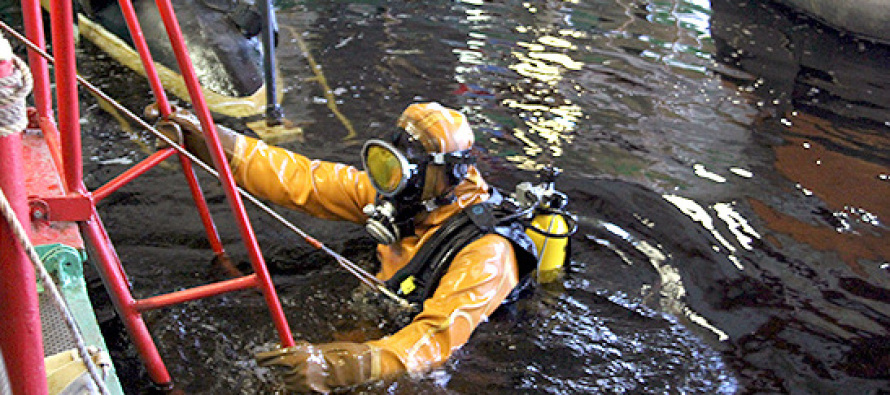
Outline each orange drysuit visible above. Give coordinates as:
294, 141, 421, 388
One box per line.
233, 136, 520, 385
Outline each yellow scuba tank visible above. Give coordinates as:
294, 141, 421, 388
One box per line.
512, 166, 575, 284
527, 213, 570, 283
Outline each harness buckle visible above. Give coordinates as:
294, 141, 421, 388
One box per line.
399, 276, 417, 295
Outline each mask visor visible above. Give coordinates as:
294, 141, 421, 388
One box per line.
362, 139, 412, 196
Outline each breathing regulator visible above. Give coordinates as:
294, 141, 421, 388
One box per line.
508, 166, 578, 283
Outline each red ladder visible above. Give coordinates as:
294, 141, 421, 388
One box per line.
16, 0, 295, 389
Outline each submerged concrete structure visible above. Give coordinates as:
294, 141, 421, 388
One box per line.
775, 0, 890, 42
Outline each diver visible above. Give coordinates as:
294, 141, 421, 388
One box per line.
148, 102, 573, 393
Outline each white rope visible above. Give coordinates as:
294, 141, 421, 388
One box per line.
0, 39, 111, 393
0, 55, 32, 137
0, 23, 410, 309
0, 21, 405, 305
0, 189, 112, 395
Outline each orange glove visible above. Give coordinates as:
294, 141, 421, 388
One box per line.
255, 341, 376, 393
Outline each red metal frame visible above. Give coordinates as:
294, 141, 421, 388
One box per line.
20, 0, 50, 122
119, 0, 172, 115
151, 0, 295, 349
50, 0, 83, 195
117, 0, 228, 260
92, 148, 176, 202
22, 131, 85, 249
0, 99, 49, 394
7, 0, 295, 389
135, 275, 260, 312
28, 194, 93, 222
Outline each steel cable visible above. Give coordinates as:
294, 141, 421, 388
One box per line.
0, 189, 113, 395
0, 38, 112, 393
0, 21, 409, 307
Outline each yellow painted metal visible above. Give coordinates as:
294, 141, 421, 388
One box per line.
527, 214, 569, 283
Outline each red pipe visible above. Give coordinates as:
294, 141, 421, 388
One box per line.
118, 0, 226, 258
178, 155, 226, 255
38, 117, 65, 184
0, 128, 49, 395
12, 1, 291, 389
49, 0, 84, 194
21, 0, 65, 189
135, 274, 259, 312
79, 207, 173, 388
93, 148, 176, 203
20, 0, 52, 121
91, 147, 228, 254
117, 0, 171, 117
153, 0, 294, 347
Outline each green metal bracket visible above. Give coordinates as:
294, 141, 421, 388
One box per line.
35, 243, 87, 293
34, 243, 125, 395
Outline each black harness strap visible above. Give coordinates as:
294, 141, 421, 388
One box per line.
384, 197, 538, 306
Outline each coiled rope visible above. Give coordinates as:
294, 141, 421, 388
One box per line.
0, 43, 30, 137
0, 40, 112, 395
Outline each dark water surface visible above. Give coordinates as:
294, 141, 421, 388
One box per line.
68, 0, 890, 393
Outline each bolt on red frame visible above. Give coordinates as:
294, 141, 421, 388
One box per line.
18, 0, 295, 389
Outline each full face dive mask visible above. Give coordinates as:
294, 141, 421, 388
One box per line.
361, 130, 474, 244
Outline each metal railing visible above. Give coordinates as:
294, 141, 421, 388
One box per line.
0, 0, 298, 390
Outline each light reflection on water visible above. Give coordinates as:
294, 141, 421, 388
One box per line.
451, 0, 759, 194
69, 0, 890, 393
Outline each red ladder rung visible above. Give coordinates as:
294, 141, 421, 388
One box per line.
134, 274, 260, 312
92, 148, 176, 203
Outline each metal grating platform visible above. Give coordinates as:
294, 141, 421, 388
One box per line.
33, 244, 126, 394
39, 290, 78, 357
13, 125, 124, 393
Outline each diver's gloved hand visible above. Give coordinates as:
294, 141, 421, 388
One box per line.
144, 102, 241, 165
152, 119, 184, 150
255, 341, 375, 393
